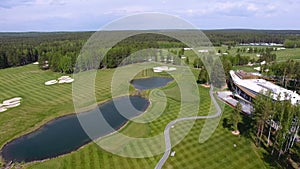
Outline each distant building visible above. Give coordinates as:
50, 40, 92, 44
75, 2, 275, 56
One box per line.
239, 43, 284, 46
198, 49, 209, 53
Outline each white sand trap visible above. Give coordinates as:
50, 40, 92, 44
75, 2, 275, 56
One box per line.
153, 69, 163, 72
3, 98, 21, 106
0, 107, 7, 112
58, 76, 70, 80
45, 80, 58, 85
33, 62, 39, 65
153, 66, 177, 72
5, 103, 20, 108
58, 76, 74, 84
166, 67, 176, 71
58, 80, 66, 84
46, 76, 74, 85
254, 67, 261, 71
4, 97, 22, 103
2, 101, 11, 106
1, 97, 22, 110
63, 78, 74, 83
58, 78, 74, 84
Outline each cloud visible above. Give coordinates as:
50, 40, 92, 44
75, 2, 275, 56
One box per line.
0, 0, 33, 8
214, 2, 257, 17
175, 1, 264, 17
0, 0, 299, 31
50, 0, 66, 6
103, 6, 150, 16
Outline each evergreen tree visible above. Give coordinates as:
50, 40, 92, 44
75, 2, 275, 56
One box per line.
210, 61, 225, 88
197, 68, 208, 84
185, 56, 189, 65
231, 102, 242, 134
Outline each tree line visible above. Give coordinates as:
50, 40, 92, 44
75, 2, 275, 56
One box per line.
203, 29, 300, 46
0, 32, 186, 73
2, 29, 300, 71
269, 59, 300, 91
0, 32, 92, 69
227, 91, 299, 167
252, 92, 299, 165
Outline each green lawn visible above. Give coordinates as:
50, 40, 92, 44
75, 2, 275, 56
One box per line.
214, 46, 300, 62
231, 65, 258, 72
0, 65, 74, 148
274, 48, 300, 61
164, 106, 265, 169
0, 64, 266, 169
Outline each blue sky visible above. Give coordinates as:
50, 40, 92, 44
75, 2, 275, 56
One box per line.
0, 0, 299, 32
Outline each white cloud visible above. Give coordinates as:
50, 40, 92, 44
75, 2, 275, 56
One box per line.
0, 0, 299, 31
246, 3, 258, 11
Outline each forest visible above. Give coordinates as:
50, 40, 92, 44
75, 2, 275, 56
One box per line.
1, 29, 300, 72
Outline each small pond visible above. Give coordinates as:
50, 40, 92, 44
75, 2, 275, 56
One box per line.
131, 77, 173, 90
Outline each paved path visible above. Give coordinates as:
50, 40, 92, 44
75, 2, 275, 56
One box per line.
154, 86, 222, 169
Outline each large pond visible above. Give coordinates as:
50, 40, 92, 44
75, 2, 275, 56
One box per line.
1, 76, 172, 163
1, 96, 149, 163
131, 77, 173, 90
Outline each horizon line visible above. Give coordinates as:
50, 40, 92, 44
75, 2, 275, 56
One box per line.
1, 28, 300, 33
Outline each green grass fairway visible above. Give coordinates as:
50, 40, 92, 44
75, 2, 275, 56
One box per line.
0, 64, 265, 168
214, 46, 300, 62
274, 48, 300, 61
164, 106, 265, 169
0, 64, 116, 148
0, 65, 73, 147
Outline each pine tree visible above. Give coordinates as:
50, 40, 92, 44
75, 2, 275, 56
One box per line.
231, 102, 242, 134
210, 61, 225, 88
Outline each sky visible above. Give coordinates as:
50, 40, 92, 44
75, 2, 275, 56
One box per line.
0, 0, 299, 32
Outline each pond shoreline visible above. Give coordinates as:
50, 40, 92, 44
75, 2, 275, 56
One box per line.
0, 95, 150, 164
1, 76, 172, 165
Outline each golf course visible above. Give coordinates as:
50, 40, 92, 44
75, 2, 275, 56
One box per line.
0, 63, 266, 168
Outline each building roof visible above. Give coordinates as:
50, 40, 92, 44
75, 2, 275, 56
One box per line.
230, 70, 300, 105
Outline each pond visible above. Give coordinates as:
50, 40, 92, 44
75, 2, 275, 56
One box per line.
1, 96, 149, 163
131, 77, 173, 90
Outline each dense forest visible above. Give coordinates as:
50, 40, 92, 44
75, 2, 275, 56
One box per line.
1, 29, 300, 72
204, 29, 300, 46
0, 32, 92, 70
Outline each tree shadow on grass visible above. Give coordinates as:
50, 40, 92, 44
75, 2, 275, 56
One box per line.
238, 115, 254, 139
222, 118, 232, 131
261, 150, 294, 169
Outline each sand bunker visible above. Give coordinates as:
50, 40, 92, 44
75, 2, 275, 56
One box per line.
45, 76, 74, 86
0, 107, 7, 113
153, 66, 177, 73
45, 80, 58, 85
0, 97, 22, 112
58, 76, 74, 84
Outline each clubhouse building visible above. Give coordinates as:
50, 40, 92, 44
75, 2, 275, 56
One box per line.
228, 70, 300, 105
